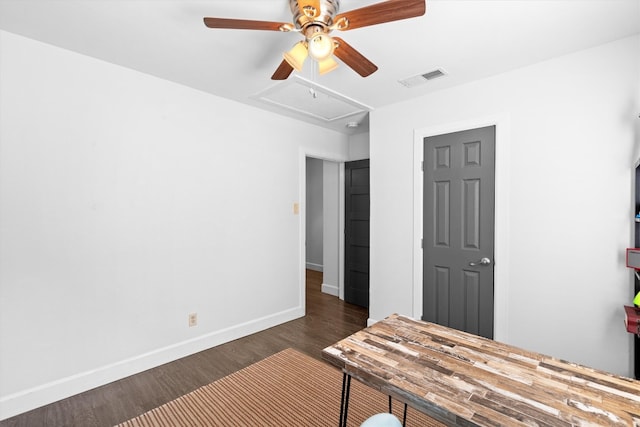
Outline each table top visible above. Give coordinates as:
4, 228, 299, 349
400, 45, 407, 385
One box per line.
322, 313, 640, 426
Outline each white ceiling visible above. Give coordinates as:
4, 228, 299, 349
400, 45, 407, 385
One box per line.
1, 0, 639, 134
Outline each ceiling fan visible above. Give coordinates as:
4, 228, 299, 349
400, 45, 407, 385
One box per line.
203, 0, 426, 80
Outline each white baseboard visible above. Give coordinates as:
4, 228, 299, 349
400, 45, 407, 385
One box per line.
367, 318, 379, 327
0, 307, 304, 421
305, 262, 323, 272
321, 283, 339, 297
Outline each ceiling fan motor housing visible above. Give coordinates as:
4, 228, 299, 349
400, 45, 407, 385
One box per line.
290, 0, 340, 30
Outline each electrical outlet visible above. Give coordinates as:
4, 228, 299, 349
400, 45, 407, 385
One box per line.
188, 313, 197, 327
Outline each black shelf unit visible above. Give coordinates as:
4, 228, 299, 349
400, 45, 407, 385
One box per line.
635, 164, 640, 379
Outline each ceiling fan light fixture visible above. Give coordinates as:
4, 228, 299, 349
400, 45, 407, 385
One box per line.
204, 0, 427, 81
318, 56, 338, 75
307, 33, 335, 62
284, 41, 308, 71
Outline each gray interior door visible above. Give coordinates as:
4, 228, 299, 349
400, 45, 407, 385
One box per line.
422, 126, 495, 338
345, 159, 370, 308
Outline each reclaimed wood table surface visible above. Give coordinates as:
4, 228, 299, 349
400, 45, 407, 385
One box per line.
322, 313, 640, 426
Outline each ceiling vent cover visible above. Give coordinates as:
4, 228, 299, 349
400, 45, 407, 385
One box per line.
399, 68, 447, 88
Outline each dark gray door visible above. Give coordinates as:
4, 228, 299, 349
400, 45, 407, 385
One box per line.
345, 159, 370, 308
422, 126, 495, 338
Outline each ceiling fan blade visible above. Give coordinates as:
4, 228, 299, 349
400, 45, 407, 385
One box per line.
333, 37, 378, 77
334, 0, 425, 31
298, 0, 322, 19
203, 17, 289, 31
271, 60, 295, 80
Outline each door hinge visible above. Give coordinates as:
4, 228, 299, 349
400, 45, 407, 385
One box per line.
421, 161, 424, 172
421, 238, 423, 249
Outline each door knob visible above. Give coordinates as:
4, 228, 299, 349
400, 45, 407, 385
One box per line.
469, 257, 491, 266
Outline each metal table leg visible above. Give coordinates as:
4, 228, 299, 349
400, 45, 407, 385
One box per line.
402, 402, 407, 426
388, 396, 408, 427
339, 372, 352, 427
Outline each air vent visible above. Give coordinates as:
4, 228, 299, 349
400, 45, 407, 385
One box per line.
399, 68, 447, 88
423, 69, 446, 80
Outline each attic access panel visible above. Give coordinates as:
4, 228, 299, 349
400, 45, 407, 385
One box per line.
252, 76, 371, 123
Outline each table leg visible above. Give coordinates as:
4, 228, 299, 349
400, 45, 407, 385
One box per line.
402, 402, 407, 426
339, 372, 352, 427
388, 396, 408, 427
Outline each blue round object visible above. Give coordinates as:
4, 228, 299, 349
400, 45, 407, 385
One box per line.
360, 412, 403, 427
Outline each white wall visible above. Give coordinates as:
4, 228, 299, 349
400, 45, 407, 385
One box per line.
0, 30, 349, 419
305, 157, 323, 271
635, 60, 640, 160
348, 131, 370, 161
322, 161, 340, 296
370, 35, 640, 376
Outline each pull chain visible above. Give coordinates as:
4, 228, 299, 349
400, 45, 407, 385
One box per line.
309, 59, 318, 99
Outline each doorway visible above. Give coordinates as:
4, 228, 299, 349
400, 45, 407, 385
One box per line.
303, 156, 371, 310
412, 115, 510, 341
304, 156, 342, 299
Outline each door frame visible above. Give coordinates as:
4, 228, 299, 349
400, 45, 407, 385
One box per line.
412, 114, 511, 342
299, 148, 347, 314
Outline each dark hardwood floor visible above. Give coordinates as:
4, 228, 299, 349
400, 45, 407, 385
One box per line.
1, 270, 368, 427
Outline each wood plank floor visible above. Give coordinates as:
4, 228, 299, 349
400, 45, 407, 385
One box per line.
1, 270, 368, 427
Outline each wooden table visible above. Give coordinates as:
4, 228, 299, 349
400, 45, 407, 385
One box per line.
322, 313, 640, 426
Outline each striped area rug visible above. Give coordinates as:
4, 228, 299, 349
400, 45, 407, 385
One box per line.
117, 348, 445, 427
